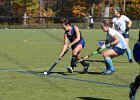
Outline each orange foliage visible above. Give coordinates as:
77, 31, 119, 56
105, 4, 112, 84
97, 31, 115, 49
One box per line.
72, 1, 89, 17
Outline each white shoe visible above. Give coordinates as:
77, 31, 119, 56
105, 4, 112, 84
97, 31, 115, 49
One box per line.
67, 66, 73, 73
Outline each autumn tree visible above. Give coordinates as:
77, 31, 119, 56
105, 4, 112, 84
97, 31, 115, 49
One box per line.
126, 0, 140, 17
14, 0, 38, 25
71, 0, 89, 17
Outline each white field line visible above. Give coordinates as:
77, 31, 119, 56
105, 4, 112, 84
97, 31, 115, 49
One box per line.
23, 39, 61, 44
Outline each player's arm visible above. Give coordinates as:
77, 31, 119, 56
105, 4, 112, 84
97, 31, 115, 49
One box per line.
60, 33, 68, 57
112, 19, 115, 29
125, 16, 132, 32
111, 34, 120, 46
104, 34, 119, 48
69, 26, 80, 47
105, 40, 109, 45
127, 19, 132, 28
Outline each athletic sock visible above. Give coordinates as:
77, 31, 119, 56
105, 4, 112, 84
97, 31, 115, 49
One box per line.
134, 75, 140, 88
105, 57, 114, 71
80, 60, 88, 67
126, 48, 132, 60
71, 55, 77, 69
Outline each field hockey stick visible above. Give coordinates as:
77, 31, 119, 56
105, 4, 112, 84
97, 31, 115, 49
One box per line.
44, 48, 69, 75
75, 46, 107, 65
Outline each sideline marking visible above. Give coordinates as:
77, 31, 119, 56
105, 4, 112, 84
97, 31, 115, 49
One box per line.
0, 68, 131, 89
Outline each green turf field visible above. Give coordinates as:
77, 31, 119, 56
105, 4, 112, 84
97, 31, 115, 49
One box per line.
0, 29, 139, 100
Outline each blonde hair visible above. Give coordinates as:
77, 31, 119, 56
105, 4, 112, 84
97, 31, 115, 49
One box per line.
101, 19, 112, 27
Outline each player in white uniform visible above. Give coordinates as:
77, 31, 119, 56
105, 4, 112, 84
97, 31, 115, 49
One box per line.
112, 7, 133, 63
100, 19, 127, 75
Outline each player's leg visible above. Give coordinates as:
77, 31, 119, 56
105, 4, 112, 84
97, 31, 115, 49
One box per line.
103, 49, 118, 75
67, 44, 83, 73
91, 23, 93, 28
125, 38, 133, 63
129, 75, 140, 100
75, 44, 89, 72
77, 50, 89, 73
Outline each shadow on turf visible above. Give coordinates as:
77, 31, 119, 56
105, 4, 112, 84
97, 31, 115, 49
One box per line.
37, 71, 104, 75
86, 59, 129, 64
75, 71, 103, 75
112, 60, 130, 63
47, 72, 70, 75
37, 71, 79, 76
77, 97, 111, 100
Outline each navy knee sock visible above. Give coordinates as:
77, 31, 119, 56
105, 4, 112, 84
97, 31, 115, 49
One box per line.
134, 75, 140, 88
80, 60, 88, 67
71, 55, 77, 69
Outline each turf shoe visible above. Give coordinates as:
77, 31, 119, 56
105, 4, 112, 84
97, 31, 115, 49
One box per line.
103, 69, 114, 75
129, 59, 133, 63
67, 66, 73, 73
83, 63, 89, 73
129, 82, 137, 100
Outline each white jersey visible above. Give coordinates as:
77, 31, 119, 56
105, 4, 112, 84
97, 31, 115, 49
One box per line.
106, 28, 127, 49
88, 15, 93, 23
112, 15, 130, 34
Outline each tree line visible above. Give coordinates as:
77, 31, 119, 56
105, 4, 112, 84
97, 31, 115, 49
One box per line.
0, 0, 139, 17
0, 0, 139, 24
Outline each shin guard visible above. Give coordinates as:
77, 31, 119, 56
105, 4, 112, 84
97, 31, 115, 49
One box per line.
71, 55, 77, 69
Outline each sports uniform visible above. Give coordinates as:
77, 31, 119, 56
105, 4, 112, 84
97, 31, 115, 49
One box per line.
113, 15, 130, 38
112, 11, 133, 63
106, 28, 127, 55
63, 25, 89, 73
103, 28, 127, 74
65, 26, 85, 50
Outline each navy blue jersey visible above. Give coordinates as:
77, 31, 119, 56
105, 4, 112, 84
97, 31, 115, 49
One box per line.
133, 42, 140, 62
65, 26, 85, 50
65, 26, 83, 43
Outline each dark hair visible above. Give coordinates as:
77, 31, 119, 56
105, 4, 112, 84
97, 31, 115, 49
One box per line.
120, 9, 127, 16
61, 18, 70, 25
102, 19, 112, 27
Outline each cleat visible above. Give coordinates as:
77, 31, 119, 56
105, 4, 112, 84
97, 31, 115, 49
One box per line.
83, 63, 89, 74
129, 83, 137, 100
129, 59, 133, 63
103, 69, 114, 75
67, 66, 73, 73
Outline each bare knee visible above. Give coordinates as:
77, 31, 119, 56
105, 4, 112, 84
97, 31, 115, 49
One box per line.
72, 50, 78, 55
103, 52, 109, 58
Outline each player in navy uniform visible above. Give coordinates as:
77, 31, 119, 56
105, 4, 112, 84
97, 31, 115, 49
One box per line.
60, 19, 89, 73
129, 30, 140, 100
